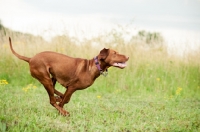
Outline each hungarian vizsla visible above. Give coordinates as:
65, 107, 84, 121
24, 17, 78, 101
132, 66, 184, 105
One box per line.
9, 37, 129, 116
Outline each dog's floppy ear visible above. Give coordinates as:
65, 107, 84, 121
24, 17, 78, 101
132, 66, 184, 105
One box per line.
99, 48, 109, 60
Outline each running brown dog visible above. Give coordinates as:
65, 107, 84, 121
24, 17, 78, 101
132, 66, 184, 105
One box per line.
9, 37, 129, 116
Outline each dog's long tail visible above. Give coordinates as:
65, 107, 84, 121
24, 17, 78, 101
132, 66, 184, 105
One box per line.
9, 37, 30, 62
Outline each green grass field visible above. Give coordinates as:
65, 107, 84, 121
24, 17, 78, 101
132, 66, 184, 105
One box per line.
0, 30, 200, 131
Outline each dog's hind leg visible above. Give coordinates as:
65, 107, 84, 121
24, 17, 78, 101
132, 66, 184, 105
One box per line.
31, 70, 69, 116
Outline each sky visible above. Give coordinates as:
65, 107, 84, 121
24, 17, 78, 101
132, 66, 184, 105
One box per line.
0, 0, 200, 55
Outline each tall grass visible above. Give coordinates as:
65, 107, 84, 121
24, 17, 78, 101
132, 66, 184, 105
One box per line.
0, 28, 200, 131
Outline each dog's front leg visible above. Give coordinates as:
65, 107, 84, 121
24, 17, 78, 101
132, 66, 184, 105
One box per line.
58, 87, 76, 116
54, 89, 64, 103
51, 77, 64, 103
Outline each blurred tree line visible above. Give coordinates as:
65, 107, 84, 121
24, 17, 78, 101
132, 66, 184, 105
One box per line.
0, 20, 164, 50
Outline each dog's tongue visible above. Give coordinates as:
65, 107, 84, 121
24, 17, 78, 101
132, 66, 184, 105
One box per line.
113, 62, 127, 68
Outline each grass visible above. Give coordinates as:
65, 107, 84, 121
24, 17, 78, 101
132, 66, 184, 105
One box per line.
0, 29, 200, 131
0, 82, 199, 131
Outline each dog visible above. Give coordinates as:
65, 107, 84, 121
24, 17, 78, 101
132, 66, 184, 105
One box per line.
9, 37, 129, 116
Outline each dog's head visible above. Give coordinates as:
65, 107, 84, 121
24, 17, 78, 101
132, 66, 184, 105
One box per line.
98, 48, 129, 69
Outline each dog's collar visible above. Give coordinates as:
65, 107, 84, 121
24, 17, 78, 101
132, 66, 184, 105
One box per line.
94, 56, 108, 77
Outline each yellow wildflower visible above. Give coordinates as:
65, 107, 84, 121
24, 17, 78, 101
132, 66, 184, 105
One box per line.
0, 80, 8, 85
22, 88, 28, 92
97, 95, 101, 99
22, 84, 37, 92
156, 78, 160, 81
176, 87, 182, 95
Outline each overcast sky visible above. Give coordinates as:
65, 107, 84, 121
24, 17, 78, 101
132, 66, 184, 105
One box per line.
0, 0, 200, 48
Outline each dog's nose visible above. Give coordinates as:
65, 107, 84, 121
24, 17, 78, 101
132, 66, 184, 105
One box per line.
126, 56, 129, 60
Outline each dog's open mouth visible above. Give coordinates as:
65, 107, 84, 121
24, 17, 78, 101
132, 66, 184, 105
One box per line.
113, 62, 127, 68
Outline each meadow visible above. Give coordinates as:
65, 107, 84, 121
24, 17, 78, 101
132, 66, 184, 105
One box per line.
0, 27, 200, 132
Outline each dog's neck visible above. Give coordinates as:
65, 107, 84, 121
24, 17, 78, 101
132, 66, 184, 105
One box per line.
94, 56, 102, 72
94, 56, 109, 76
88, 58, 109, 79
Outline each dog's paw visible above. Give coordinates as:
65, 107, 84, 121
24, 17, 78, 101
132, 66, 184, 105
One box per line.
59, 109, 70, 116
